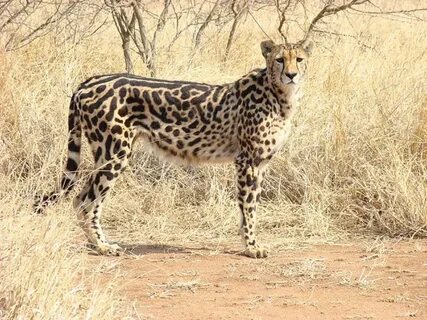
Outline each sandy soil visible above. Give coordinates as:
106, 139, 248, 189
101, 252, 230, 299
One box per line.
91, 239, 427, 320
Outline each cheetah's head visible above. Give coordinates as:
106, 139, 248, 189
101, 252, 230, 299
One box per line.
261, 40, 312, 89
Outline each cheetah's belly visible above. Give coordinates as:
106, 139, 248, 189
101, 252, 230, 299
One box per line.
139, 132, 239, 166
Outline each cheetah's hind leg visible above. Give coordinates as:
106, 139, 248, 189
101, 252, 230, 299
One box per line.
74, 136, 132, 256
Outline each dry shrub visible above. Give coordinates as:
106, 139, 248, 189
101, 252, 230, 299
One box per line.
0, 206, 134, 319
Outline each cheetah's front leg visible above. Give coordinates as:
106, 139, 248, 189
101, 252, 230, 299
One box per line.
235, 156, 268, 258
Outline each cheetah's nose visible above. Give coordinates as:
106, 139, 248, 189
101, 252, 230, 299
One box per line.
285, 72, 297, 80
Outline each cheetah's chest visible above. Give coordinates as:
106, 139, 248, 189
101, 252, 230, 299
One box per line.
267, 120, 291, 155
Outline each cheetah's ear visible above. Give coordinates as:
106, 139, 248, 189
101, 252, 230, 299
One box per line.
301, 39, 313, 56
261, 40, 276, 58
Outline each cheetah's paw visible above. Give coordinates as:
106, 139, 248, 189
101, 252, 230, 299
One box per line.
95, 242, 123, 256
244, 245, 269, 258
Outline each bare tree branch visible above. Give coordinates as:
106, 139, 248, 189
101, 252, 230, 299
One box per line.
194, 0, 221, 49
275, 0, 291, 44
225, 0, 251, 58
351, 7, 427, 15
304, 0, 370, 41
1, 0, 108, 51
150, 0, 171, 76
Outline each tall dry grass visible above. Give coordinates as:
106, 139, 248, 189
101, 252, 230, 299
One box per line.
1, 1, 426, 318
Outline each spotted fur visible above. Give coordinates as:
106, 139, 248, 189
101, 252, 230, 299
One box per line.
34, 40, 312, 258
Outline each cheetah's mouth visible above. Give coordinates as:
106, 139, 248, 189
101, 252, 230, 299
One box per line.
283, 79, 296, 85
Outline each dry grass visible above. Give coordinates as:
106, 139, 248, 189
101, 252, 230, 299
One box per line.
1, 1, 426, 318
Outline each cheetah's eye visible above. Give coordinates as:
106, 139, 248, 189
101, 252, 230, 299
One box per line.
275, 57, 284, 64
296, 57, 304, 62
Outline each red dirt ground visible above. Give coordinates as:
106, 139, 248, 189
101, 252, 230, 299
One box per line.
91, 239, 427, 319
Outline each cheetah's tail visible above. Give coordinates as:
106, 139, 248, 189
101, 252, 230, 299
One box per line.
34, 93, 82, 214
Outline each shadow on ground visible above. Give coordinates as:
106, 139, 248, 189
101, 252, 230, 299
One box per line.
118, 243, 242, 256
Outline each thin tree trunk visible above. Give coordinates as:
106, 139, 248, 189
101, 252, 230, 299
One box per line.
225, 14, 240, 59
122, 33, 134, 73
133, 1, 156, 77
194, 0, 220, 50
111, 6, 135, 74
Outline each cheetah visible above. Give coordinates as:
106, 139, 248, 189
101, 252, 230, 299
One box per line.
34, 39, 313, 258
